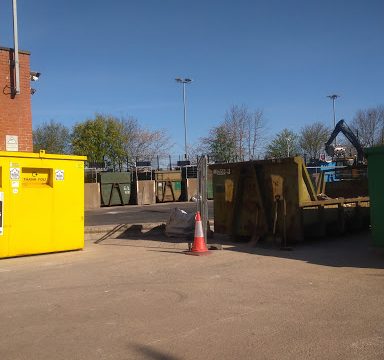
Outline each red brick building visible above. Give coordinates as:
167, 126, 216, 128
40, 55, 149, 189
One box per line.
0, 46, 33, 152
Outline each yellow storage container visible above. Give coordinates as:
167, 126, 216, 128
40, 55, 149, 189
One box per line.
0, 150, 86, 258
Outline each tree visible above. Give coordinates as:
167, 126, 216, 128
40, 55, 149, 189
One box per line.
201, 123, 236, 162
71, 114, 116, 165
106, 118, 127, 171
351, 106, 384, 147
247, 109, 266, 159
201, 105, 267, 162
223, 105, 267, 160
121, 117, 172, 167
224, 105, 248, 160
33, 120, 71, 154
299, 122, 330, 160
71, 114, 172, 170
266, 129, 300, 159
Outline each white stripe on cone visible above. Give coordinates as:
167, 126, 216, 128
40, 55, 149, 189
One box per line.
194, 219, 204, 238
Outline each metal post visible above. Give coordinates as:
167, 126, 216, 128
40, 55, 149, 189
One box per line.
286, 137, 291, 157
332, 98, 336, 147
175, 78, 192, 161
182, 82, 188, 160
327, 94, 340, 147
12, 0, 20, 95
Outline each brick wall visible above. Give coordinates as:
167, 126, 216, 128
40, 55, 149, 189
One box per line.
0, 47, 33, 152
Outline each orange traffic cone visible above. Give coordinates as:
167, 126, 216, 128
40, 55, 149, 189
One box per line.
185, 211, 211, 256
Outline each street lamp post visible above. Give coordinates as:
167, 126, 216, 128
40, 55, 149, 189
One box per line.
286, 136, 291, 157
327, 94, 340, 147
175, 77, 192, 160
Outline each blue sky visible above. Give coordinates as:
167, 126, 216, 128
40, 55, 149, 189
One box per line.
1, 0, 383, 155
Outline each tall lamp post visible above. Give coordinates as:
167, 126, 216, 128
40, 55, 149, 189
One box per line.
175, 77, 192, 160
286, 136, 291, 157
327, 94, 340, 147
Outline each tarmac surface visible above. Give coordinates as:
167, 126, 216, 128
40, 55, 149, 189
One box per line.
85, 201, 214, 227
1, 229, 384, 359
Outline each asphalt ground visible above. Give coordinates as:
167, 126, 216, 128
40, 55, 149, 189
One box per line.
85, 201, 214, 227
1, 230, 384, 359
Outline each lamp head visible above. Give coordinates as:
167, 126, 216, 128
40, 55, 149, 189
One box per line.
327, 94, 339, 100
175, 77, 193, 83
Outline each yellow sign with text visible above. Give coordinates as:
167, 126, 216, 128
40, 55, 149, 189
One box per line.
22, 168, 51, 186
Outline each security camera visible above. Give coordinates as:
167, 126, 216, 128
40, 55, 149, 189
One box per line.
30, 71, 41, 81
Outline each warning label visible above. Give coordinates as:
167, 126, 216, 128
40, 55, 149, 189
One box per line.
10, 168, 20, 180
55, 170, 64, 181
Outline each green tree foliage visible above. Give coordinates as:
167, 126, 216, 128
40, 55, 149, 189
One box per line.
71, 114, 171, 170
201, 124, 236, 162
71, 114, 113, 164
299, 122, 330, 160
33, 120, 71, 154
266, 129, 300, 159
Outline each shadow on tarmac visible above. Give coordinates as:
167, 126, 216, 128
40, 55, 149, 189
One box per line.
94, 224, 383, 270
116, 225, 170, 240
95, 223, 193, 245
223, 230, 384, 270
132, 343, 181, 360
94, 224, 192, 250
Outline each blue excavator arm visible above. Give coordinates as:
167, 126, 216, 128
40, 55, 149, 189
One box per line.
324, 119, 364, 163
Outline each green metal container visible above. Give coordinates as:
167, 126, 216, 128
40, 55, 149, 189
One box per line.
365, 146, 384, 246
207, 168, 214, 199
154, 170, 182, 202
155, 170, 181, 182
98, 172, 131, 206
156, 180, 182, 202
